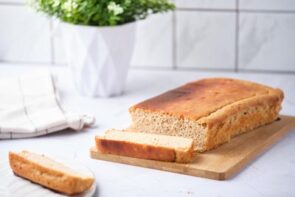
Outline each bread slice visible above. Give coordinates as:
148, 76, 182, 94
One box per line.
9, 151, 94, 195
95, 130, 194, 163
129, 78, 284, 152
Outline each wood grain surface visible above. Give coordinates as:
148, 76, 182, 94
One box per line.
90, 115, 295, 180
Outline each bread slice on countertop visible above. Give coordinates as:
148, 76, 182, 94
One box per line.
129, 78, 284, 152
9, 150, 94, 195
95, 130, 195, 163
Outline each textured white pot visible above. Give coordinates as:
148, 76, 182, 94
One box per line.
60, 22, 136, 97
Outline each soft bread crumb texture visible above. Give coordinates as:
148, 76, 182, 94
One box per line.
104, 130, 193, 150
9, 151, 94, 195
129, 78, 284, 152
129, 110, 207, 150
96, 130, 194, 163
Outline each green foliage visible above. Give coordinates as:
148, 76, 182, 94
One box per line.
31, 0, 175, 26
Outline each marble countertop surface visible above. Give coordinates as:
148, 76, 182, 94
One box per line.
0, 64, 295, 197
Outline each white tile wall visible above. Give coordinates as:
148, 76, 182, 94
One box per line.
52, 21, 67, 65
240, 0, 295, 11
239, 13, 295, 71
175, 0, 236, 9
131, 13, 173, 68
53, 36, 67, 65
0, 5, 51, 63
176, 11, 236, 69
0, 1, 295, 74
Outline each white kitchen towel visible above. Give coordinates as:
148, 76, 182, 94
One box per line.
0, 72, 95, 139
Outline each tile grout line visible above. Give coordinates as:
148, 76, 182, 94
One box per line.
0, 60, 54, 65
238, 69, 295, 75
0, 2, 24, 6
235, 0, 240, 72
130, 66, 295, 75
177, 7, 236, 12
49, 19, 55, 66
176, 7, 295, 14
239, 9, 295, 14
172, 10, 177, 70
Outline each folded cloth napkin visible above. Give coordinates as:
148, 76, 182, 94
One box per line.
0, 72, 95, 139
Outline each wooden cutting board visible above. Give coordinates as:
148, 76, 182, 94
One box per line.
90, 115, 295, 180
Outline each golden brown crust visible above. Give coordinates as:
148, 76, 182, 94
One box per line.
175, 144, 195, 163
95, 136, 193, 163
9, 151, 94, 195
198, 88, 284, 127
200, 93, 283, 151
129, 78, 281, 121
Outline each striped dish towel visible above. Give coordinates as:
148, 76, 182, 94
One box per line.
0, 72, 95, 139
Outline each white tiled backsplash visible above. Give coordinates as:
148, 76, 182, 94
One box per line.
0, 1, 295, 73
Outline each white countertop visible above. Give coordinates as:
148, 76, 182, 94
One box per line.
1, 64, 295, 197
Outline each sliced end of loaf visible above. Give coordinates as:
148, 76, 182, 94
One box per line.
95, 130, 194, 163
129, 109, 207, 151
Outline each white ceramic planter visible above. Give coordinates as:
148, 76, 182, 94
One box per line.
59, 22, 136, 97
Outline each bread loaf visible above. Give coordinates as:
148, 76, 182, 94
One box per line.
129, 78, 284, 152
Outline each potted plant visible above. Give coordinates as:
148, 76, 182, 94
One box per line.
31, 0, 175, 97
